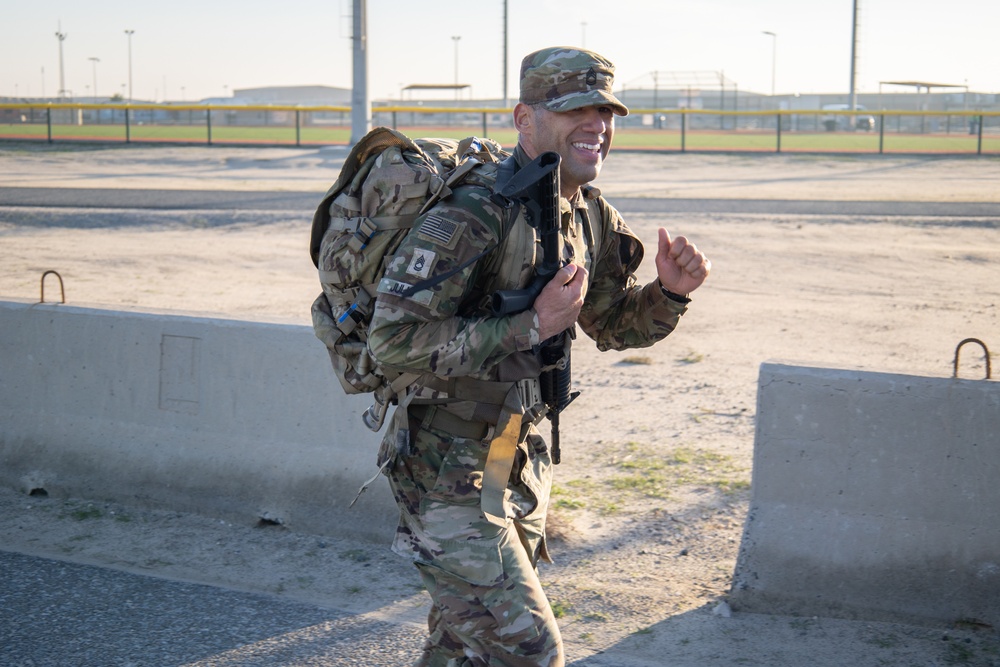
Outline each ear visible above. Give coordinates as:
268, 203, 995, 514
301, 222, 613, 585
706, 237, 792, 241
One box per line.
512, 103, 534, 134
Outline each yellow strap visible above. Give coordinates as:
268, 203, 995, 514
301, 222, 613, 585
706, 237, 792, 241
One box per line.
480, 384, 525, 526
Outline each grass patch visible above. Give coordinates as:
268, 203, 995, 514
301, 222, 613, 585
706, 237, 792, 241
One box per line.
679, 350, 704, 364
550, 600, 572, 618
620, 355, 653, 365
564, 443, 749, 509
551, 484, 586, 510
584, 611, 611, 622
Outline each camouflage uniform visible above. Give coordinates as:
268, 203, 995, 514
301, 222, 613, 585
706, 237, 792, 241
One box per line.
366, 47, 691, 667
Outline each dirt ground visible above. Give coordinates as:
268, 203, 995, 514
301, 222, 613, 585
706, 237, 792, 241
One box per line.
1, 142, 999, 665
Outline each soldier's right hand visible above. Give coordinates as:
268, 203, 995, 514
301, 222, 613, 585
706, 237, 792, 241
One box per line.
534, 263, 588, 340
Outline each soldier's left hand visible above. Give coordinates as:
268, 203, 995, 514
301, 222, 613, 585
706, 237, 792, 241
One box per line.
655, 228, 711, 296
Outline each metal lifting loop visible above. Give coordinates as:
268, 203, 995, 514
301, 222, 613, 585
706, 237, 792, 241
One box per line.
952, 338, 992, 380
40, 270, 66, 304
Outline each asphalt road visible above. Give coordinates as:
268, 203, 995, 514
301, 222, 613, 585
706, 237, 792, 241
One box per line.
0, 550, 426, 667
4, 186, 1000, 218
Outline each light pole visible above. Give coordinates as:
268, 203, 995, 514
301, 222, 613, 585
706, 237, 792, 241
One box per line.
451, 35, 461, 100
124, 29, 134, 103
762, 31, 776, 98
502, 0, 508, 108
849, 0, 859, 112
349, 0, 370, 145
89, 57, 100, 102
55, 24, 68, 98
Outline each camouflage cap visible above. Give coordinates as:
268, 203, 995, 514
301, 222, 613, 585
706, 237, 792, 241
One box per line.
519, 46, 628, 116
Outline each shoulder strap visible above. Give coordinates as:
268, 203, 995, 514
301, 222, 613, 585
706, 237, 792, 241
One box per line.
399, 155, 522, 298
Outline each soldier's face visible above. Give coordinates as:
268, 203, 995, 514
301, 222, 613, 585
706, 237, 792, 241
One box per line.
519, 104, 615, 198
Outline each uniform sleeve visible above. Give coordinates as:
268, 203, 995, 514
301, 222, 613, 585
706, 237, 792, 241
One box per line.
367, 186, 542, 377
577, 202, 689, 351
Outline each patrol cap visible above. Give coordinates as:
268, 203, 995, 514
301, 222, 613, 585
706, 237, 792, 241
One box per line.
519, 46, 629, 116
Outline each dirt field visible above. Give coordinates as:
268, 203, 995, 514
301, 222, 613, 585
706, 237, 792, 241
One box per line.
2, 143, 999, 665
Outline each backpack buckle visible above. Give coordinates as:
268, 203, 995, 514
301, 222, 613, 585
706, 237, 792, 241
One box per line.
336, 289, 373, 335
348, 217, 378, 252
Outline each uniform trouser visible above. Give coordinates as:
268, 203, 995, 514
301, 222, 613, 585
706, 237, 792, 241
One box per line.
414, 525, 563, 667
386, 407, 562, 666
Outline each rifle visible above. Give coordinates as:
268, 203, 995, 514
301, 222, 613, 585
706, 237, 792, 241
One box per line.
491, 151, 579, 464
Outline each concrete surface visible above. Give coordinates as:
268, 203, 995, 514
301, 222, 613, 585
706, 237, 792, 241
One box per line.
0, 299, 395, 543
731, 362, 1000, 627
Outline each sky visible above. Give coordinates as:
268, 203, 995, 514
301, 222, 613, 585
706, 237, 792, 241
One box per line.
3, 0, 998, 103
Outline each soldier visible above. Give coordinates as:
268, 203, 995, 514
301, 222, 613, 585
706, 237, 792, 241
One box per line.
367, 46, 711, 666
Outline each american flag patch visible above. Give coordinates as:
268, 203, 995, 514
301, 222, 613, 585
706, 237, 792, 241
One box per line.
417, 214, 464, 249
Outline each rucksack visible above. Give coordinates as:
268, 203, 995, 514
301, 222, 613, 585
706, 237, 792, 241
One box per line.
309, 127, 510, 431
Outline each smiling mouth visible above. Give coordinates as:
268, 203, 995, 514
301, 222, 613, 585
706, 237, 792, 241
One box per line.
572, 141, 602, 153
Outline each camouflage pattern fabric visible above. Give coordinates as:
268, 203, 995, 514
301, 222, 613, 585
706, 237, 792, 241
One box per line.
392, 418, 558, 666
519, 46, 628, 116
366, 144, 689, 665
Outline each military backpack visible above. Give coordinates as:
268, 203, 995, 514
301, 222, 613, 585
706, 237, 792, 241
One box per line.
309, 127, 512, 431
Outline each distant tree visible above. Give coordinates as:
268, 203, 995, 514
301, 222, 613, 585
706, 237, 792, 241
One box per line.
110, 93, 124, 102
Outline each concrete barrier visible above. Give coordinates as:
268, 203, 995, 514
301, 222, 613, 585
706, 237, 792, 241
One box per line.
731, 361, 1000, 626
0, 299, 396, 542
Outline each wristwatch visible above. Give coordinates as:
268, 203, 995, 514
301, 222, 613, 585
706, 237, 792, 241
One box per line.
659, 283, 691, 304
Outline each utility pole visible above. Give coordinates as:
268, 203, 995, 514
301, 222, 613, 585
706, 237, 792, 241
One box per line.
849, 0, 859, 111
349, 0, 370, 145
55, 23, 68, 98
89, 57, 100, 102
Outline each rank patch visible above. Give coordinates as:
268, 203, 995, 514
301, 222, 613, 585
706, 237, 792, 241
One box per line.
417, 215, 465, 250
406, 248, 436, 279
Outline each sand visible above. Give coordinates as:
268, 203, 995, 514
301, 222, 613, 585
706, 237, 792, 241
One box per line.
2, 141, 999, 665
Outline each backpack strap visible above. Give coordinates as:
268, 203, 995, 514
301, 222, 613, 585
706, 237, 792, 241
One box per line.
399, 155, 522, 299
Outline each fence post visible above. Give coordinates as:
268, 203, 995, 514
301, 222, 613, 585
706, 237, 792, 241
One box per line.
207, 108, 213, 146
125, 107, 131, 144
879, 113, 885, 154
977, 114, 984, 156
776, 113, 782, 153
295, 109, 301, 147
482, 112, 488, 139
681, 111, 687, 153
46, 106, 53, 144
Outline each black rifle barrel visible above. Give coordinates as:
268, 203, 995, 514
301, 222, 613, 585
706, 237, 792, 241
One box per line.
489, 151, 579, 465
